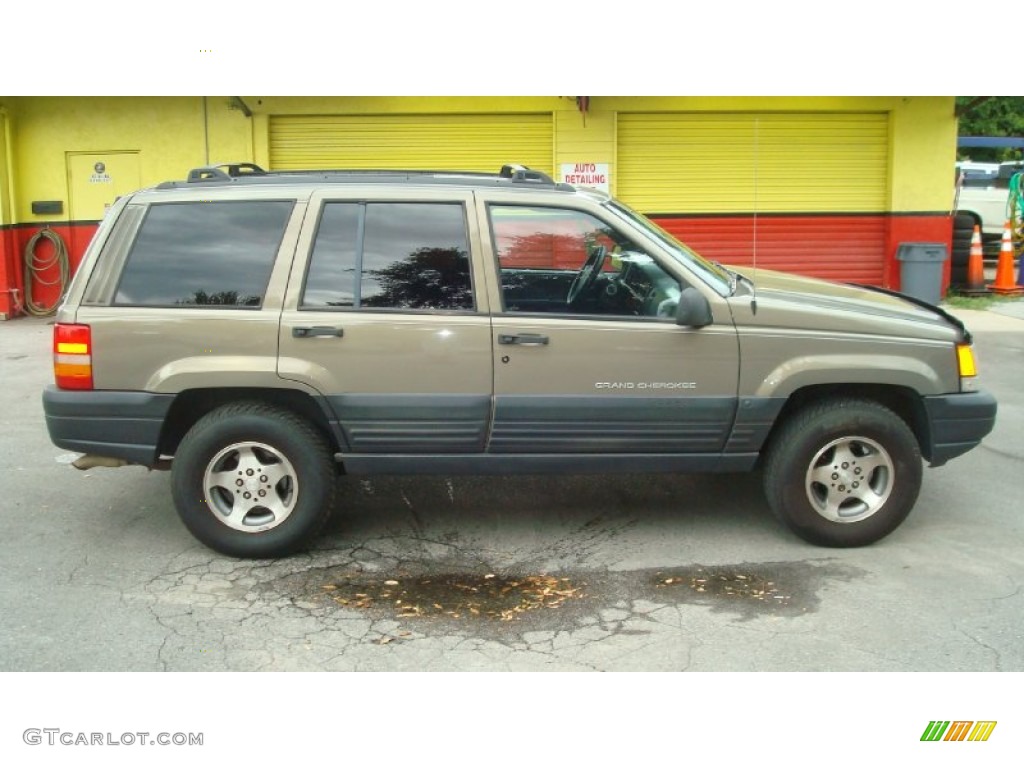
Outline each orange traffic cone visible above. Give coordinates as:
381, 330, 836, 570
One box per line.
963, 224, 990, 295
990, 220, 1024, 295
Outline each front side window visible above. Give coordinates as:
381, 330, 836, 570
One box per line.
302, 202, 473, 311
488, 205, 683, 319
114, 201, 293, 307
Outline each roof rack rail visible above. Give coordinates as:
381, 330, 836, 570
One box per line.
187, 163, 267, 183
158, 162, 578, 192
499, 164, 555, 184
263, 168, 500, 179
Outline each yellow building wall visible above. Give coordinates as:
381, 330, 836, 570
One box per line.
0, 95, 957, 222
247, 95, 954, 211
554, 107, 615, 187
250, 96, 569, 170
0, 107, 12, 226
1, 96, 253, 222
888, 97, 958, 212
599, 96, 954, 212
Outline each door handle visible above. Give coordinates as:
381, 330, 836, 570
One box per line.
292, 326, 344, 339
498, 333, 549, 346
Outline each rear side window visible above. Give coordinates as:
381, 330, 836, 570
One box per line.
302, 202, 474, 311
114, 201, 293, 307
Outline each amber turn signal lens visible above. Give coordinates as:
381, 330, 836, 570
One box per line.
956, 344, 977, 378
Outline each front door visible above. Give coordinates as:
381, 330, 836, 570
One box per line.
483, 203, 740, 456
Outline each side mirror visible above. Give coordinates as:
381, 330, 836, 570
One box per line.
675, 287, 713, 328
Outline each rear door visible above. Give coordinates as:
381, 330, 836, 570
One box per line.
277, 187, 494, 455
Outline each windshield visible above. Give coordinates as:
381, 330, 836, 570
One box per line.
602, 199, 732, 296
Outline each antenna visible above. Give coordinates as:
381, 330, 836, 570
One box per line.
752, 117, 759, 281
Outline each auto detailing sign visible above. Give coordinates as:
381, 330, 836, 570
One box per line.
561, 162, 609, 193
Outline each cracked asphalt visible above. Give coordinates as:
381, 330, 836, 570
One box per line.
1, 309, 1022, 672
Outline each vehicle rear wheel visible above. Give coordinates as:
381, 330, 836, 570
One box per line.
762, 398, 922, 547
171, 402, 335, 558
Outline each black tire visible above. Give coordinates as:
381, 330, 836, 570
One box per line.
953, 212, 976, 235
762, 399, 922, 547
951, 236, 972, 263
950, 213, 980, 287
171, 402, 335, 558
950, 264, 968, 288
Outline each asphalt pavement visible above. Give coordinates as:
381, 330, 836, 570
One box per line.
1, 306, 1022, 672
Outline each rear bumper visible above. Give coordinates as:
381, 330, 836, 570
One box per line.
42, 386, 174, 467
922, 389, 997, 466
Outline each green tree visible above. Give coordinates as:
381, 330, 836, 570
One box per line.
957, 97, 1024, 161
362, 247, 473, 310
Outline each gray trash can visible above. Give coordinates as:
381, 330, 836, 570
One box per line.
896, 242, 948, 305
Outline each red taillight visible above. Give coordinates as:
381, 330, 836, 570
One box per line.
53, 323, 93, 390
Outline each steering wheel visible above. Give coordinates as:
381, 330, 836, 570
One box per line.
566, 245, 607, 305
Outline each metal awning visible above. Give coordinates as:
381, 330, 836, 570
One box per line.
958, 136, 1024, 149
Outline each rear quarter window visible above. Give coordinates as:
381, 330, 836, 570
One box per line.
113, 200, 293, 308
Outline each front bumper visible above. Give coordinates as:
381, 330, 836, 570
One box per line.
42, 386, 174, 467
922, 389, 998, 466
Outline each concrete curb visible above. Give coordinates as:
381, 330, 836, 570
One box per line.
988, 300, 1024, 320
942, 304, 1024, 332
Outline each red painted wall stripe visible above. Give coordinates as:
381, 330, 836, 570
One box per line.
650, 213, 953, 292
0, 227, 16, 318
887, 214, 954, 293
0, 222, 98, 317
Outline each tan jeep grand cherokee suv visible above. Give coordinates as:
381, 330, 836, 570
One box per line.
43, 163, 997, 557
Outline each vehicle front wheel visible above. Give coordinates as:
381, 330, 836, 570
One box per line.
171, 403, 335, 558
762, 399, 922, 547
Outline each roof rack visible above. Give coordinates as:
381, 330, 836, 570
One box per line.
499, 164, 556, 184
163, 163, 576, 192
187, 163, 268, 183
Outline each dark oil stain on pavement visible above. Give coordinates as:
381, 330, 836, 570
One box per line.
321, 572, 582, 622
647, 561, 864, 620
274, 559, 863, 639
